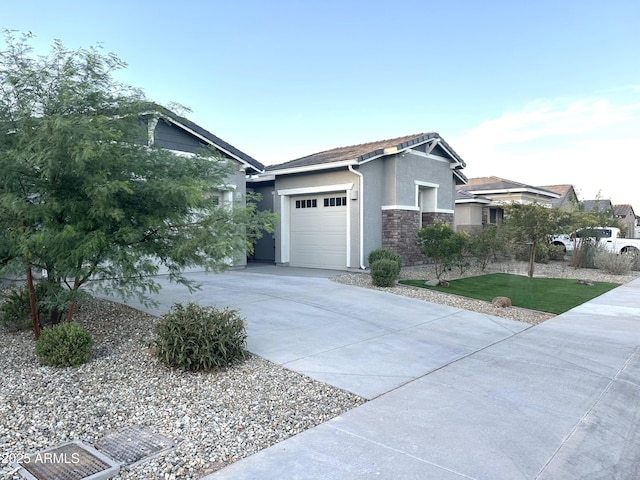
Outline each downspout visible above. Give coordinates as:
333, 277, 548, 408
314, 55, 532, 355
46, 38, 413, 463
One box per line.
349, 165, 366, 269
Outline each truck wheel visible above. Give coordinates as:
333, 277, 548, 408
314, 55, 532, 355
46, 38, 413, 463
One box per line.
552, 241, 567, 254
620, 246, 639, 256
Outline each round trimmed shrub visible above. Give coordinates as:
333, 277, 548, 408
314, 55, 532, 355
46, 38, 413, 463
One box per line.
35, 322, 95, 367
152, 302, 247, 371
370, 259, 399, 287
368, 248, 402, 276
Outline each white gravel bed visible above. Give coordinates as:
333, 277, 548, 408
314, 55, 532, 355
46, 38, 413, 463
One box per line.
0, 298, 365, 479
331, 260, 640, 326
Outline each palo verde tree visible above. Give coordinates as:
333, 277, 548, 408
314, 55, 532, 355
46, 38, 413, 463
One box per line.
0, 32, 276, 338
502, 202, 570, 277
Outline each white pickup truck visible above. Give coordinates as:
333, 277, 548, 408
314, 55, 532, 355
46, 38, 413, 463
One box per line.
551, 227, 640, 255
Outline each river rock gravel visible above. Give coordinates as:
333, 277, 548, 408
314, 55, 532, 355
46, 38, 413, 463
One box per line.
0, 299, 365, 479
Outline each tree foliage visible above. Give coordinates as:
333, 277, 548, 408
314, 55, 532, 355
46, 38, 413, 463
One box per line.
502, 202, 571, 277
0, 31, 276, 335
417, 220, 469, 280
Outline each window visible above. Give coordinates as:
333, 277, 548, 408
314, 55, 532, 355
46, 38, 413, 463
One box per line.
295, 198, 317, 209
323, 196, 347, 207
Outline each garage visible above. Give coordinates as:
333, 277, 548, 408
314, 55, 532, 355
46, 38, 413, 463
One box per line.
290, 193, 347, 269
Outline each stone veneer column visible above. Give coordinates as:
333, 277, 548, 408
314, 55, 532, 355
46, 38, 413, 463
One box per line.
381, 209, 423, 266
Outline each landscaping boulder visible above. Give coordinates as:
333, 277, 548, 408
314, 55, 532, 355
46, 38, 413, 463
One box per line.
578, 279, 595, 286
425, 279, 450, 287
492, 296, 512, 308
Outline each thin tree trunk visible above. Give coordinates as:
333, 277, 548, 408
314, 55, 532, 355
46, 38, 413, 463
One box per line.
26, 264, 40, 340
528, 243, 536, 278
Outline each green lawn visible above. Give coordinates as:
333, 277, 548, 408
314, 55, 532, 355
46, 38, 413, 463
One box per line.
399, 273, 620, 314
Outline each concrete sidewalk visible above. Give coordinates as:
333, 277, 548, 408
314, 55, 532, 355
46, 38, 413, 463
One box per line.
111, 265, 640, 479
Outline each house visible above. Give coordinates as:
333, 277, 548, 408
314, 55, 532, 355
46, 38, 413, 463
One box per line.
249, 133, 467, 269
455, 177, 560, 231
142, 108, 265, 267
614, 204, 638, 239
538, 184, 580, 211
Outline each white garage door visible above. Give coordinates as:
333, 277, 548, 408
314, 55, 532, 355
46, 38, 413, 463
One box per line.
290, 193, 347, 269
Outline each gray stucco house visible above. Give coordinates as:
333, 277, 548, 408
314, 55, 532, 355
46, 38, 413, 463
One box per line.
248, 133, 467, 269
142, 108, 265, 267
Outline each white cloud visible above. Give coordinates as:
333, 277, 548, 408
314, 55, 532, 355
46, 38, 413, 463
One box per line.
451, 97, 640, 209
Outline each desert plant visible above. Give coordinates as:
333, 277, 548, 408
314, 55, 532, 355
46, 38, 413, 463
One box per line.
152, 303, 247, 371
594, 251, 633, 275
0, 281, 75, 331
417, 221, 468, 280
35, 322, 95, 367
370, 259, 399, 287
466, 225, 506, 270
368, 248, 402, 276
547, 243, 566, 261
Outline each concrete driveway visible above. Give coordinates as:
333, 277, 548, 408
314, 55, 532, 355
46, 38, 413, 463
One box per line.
115, 264, 640, 479
120, 263, 528, 399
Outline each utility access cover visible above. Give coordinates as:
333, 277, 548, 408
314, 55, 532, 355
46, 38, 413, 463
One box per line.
13, 440, 119, 480
94, 426, 175, 466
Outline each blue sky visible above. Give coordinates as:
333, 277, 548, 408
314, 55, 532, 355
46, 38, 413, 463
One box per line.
4, 0, 640, 210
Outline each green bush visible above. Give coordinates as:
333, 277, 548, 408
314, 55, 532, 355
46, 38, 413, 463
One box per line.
594, 251, 633, 275
548, 244, 566, 261
466, 225, 506, 270
35, 322, 95, 367
152, 303, 247, 371
0, 286, 33, 331
370, 259, 399, 287
513, 243, 550, 264
368, 248, 402, 275
0, 281, 73, 330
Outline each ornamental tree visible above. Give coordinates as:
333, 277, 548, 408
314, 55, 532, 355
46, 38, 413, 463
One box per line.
0, 32, 276, 337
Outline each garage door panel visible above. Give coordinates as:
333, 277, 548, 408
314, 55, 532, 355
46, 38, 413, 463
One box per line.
290, 193, 347, 270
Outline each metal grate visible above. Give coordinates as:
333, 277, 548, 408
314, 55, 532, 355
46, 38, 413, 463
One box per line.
94, 426, 175, 466
15, 441, 119, 480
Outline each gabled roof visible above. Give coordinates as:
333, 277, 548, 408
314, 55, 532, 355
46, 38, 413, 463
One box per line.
582, 199, 613, 212
458, 176, 559, 198
538, 184, 578, 208
614, 204, 636, 218
144, 106, 264, 174
265, 132, 466, 177
455, 189, 492, 204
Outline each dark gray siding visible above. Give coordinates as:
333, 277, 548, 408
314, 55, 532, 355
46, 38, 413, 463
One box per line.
154, 120, 204, 153
249, 181, 276, 262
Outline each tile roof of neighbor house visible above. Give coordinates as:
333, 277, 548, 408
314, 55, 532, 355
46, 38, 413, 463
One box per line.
147, 106, 265, 173
538, 184, 576, 208
455, 189, 492, 203
265, 132, 466, 171
583, 199, 613, 212
614, 204, 636, 217
458, 176, 559, 197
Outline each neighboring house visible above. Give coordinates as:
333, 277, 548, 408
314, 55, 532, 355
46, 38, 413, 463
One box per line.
614, 204, 638, 239
455, 177, 560, 231
249, 133, 467, 269
582, 199, 614, 214
538, 184, 580, 211
142, 108, 265, 267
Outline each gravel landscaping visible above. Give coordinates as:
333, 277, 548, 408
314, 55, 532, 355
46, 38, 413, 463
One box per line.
2, 259, 637, 479
0, 299, 364, 479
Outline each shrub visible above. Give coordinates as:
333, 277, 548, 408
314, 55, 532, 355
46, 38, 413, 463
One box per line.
594, 251, 633, 275
35, 322, 94, 367
0, 281, 75, 330
548, 244, 566, 261
370, 259, 399, 287
417, 221, 468, 280
152, 303, 247, 371
513, 243, 550, 264
368, 248, 402, 276
466, 225, 506, 270
0, 287, 33, 331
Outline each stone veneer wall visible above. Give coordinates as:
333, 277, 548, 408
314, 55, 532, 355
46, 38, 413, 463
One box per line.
421, 212, 454, 226
381, 209, 423, 266
381, 210, 455, 267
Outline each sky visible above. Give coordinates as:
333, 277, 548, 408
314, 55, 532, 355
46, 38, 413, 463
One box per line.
3, 0, 640, 210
